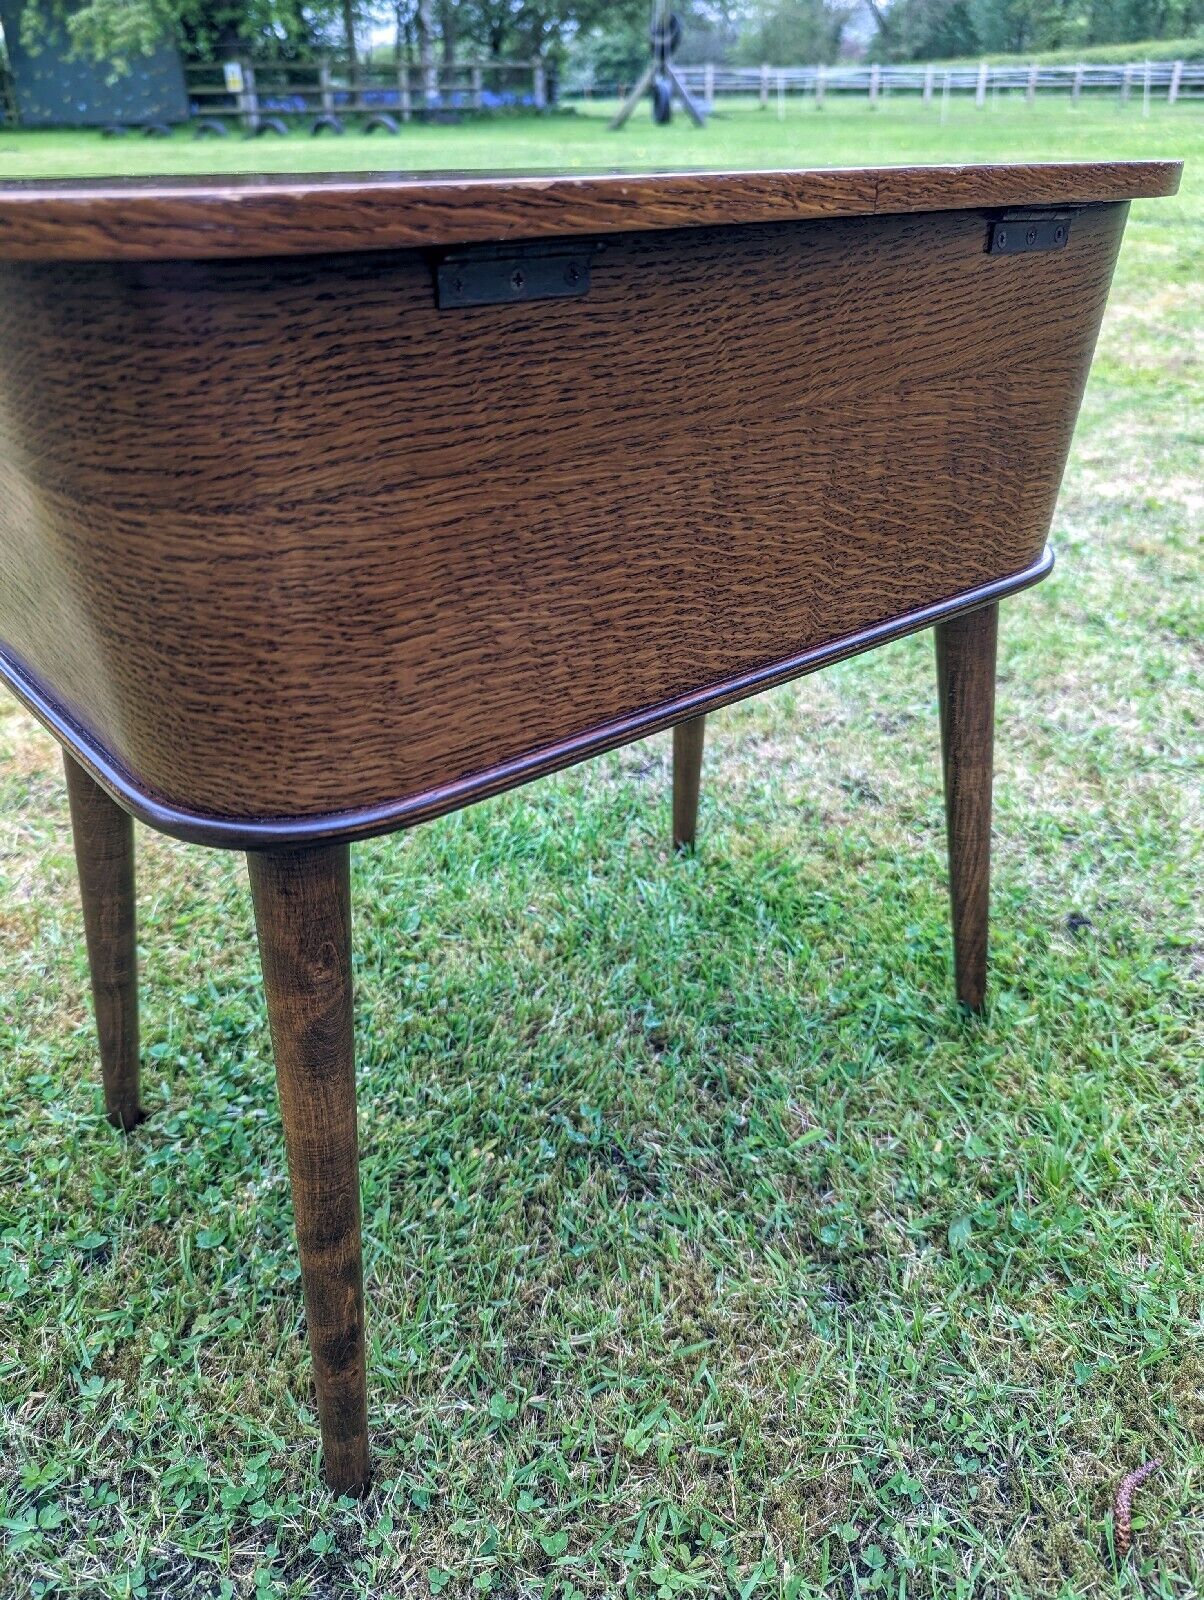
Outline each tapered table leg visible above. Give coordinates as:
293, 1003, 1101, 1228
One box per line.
934, 603, 998, 1013
247, 843, 369, 1496
63, 753, 143, 1130
672, 715, 706, 851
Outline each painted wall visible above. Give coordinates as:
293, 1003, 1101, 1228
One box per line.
0, 0, 188, 126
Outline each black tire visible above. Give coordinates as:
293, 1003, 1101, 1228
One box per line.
251, 117, 289, 137
650, 11, 683, 55
311, 114, 344, 136
364, 113, 400, 134
143, 123, 172, 138
101, 125, 129, 138
652, 75, 672, 124
194, 118, 229, 138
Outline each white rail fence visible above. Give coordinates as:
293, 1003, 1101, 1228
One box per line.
663, 59, 1202, 114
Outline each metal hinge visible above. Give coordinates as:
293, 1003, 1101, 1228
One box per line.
987, 212, 1073, 255
435, 242, 592, 309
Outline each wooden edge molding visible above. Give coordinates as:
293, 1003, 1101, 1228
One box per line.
0, 163, 1181, 261
0, 547, 1054, 851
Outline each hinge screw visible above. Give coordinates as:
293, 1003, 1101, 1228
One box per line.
510, 268, 525, 292
1026, 227, 1038, 245
996, 229, 1007, 249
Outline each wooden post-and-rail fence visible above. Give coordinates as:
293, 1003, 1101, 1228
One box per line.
184, 57, 550, 135
0, 54, 1197, 131
0, 55, 552, 133
642, 58, 1203, 113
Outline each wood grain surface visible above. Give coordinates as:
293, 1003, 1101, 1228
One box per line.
672, 716, 706, 851
63, 752, 143, 1128
247, 843, 369, 1494
0, 161, 1178, 261
0, 203, 1126, 845
935, 603, 998, 1012
5, 555, 1051, 847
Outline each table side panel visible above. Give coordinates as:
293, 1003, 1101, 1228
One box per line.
0, 203, 1127, 833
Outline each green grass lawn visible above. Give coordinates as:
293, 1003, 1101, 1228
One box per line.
0, 103, 1200, 1600
0, 96, 1198, 178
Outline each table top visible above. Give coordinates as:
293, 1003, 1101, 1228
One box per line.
0, 161, 1180, 262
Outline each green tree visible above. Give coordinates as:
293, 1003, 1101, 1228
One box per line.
734, 0, 853, 64
18, 0, 351, 68
879, 0, 1202, 58
874, 0, 980, 58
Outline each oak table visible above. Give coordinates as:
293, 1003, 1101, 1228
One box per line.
0, 162, 1180, 1494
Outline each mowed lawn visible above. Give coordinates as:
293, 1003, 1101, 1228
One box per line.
0, 102, 1200, 1600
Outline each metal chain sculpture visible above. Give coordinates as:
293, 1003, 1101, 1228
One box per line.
610, 0, 705, 129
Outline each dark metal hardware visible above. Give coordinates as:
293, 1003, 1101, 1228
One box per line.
988, 212, 1073, 256
436, 245, 591, 309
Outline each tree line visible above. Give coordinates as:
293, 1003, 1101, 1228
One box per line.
20, 0, 647, 76
870, 0, 1201, 60
16, 0, 1203, 80
577, 0, 1199, 82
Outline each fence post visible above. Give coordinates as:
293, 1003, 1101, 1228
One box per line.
922, 63, 934, 105
816, 63, 825, 109
975, 60, 987, 107
319, 55, 333, 114
1072, 63, 1084, 105
941, 69, 951, 121
532, 58, 546, 109
869, 62, 880, 106
760, 63, 770, 107
398, 63, 411, 121
471, 63, 482, 109
1121, 62, 1131, 103
1142, 59, 1151, 116
1027, 63, 1037, 104
1168, 59, 1183, 103
239, 61, 259, 133
777, 69, 785, 119
703, 62, 715, 107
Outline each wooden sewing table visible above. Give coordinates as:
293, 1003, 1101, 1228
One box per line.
0, 161, 1180, 1492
